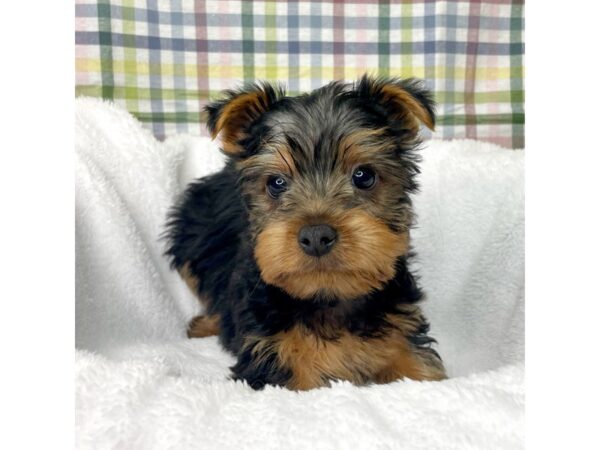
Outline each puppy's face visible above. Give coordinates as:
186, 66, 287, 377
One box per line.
206, 76, 435, 300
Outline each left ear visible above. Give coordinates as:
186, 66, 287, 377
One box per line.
204, 82, 284, 156
356, 75, 436, 137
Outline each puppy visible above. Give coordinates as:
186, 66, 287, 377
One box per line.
165, 75, 446, 390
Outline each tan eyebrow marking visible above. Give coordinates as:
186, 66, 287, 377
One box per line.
276, 148, 296, 177
237, 145, 298, 178
338, 129, 393, 170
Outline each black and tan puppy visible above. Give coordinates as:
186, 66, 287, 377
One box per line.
165, 75, 446, 390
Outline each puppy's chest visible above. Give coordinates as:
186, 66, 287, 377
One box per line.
250, 312, 416, 390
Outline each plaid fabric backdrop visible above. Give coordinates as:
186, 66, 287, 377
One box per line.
75, 0, 524, 149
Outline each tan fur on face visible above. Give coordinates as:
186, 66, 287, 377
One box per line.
255, 209, 409, 300
245, 322, 446, 390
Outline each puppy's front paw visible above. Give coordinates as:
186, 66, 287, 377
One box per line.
230, 343, 292, 390
187, 314, 220, 338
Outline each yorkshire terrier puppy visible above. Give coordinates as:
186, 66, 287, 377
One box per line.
165, 75, 446, 390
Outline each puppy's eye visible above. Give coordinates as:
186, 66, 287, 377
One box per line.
266, 176, 288, 198
352, 167, 376, 190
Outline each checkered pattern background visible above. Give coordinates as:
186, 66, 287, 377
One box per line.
75, 0, 524, 149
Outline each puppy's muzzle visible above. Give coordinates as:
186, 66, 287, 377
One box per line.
298, 224, 337, 257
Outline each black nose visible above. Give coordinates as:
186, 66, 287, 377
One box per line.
298, 224, 338, 257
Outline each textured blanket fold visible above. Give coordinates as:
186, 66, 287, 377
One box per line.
75, 98, 524, 449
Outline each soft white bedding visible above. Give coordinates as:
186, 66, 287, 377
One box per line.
75, 97, 524, 449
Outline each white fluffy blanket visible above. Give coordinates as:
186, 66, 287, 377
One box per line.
75, 98, 524, 449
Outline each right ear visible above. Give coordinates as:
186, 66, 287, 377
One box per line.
205, 82, 284, 156
355, 75, 436, 139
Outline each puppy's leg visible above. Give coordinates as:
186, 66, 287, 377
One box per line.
178, 263, 220, 338
187, 314, 221, 338
179, 263, 201, 297
374, 346, 446, 383
230, 337, 296, 390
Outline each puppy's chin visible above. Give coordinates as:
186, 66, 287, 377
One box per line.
266, 268, 395, 300
254, 210, 409, 300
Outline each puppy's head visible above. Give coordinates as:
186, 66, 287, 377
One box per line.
206, 76, 435, 300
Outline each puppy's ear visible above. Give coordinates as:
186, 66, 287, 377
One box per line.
205, 82, 284, 156
356, 75, 436, 138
